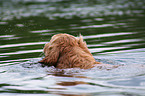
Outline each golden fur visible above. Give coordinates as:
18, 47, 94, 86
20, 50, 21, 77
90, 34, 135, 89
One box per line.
39, 33, 101, 69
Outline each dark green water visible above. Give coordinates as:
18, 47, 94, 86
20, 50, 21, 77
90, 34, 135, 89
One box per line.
0, 0, 145, 96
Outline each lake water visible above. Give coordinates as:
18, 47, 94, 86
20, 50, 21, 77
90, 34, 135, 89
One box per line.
0, 0, 145, 96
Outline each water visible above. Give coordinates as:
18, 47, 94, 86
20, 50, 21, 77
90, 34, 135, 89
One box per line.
0, 0, 145, 96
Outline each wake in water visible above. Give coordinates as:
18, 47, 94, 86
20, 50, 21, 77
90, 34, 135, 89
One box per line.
1, 50, 144, 80
1, 52, 145, 96
17, 55, 145, 79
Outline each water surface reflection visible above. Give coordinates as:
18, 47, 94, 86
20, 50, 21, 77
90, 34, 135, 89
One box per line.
0, 0, 145, 96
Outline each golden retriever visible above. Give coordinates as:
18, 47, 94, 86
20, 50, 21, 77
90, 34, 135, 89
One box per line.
39, 33, 118, 69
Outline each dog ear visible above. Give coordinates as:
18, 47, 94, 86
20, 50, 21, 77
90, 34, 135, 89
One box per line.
78, 34, 84, 43
78, 34, 87, 47
38, 45, 59, 67
78, 34, 92, 55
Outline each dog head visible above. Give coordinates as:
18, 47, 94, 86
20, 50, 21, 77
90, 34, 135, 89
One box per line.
43, 33, 80, 56
39, 33, 93, 68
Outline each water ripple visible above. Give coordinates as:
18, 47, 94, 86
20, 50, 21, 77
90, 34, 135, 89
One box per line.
0, 49, 43, 56
1, 0, 145, 20
0, 42, 46, 49
83, 32, 134, 39
0, 0, 145, 95
72, 24, 114, 29
103, 39, 142, 44
90, 47, 127, 53
31, 30, 53, 33
0, 35, 15, 38
0, 35, 21, 40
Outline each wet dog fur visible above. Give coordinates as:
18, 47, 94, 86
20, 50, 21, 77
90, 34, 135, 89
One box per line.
38, 33, 101, 69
